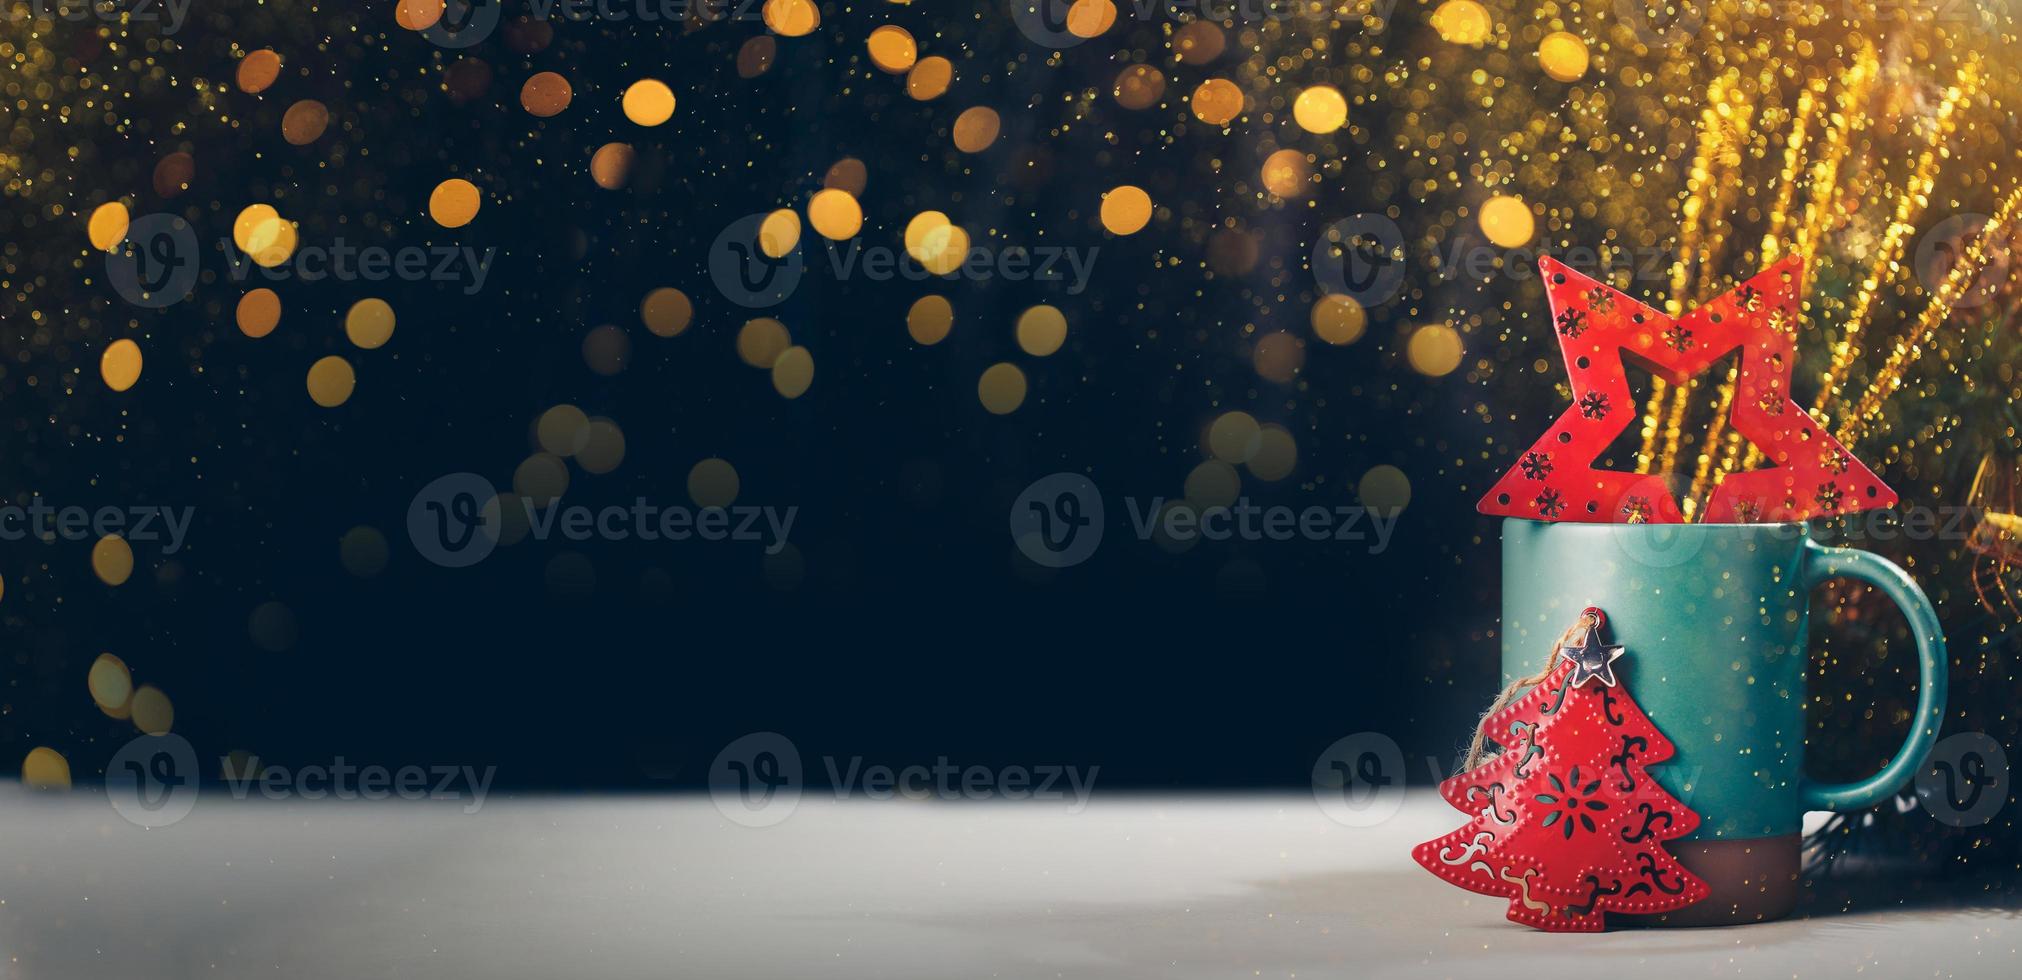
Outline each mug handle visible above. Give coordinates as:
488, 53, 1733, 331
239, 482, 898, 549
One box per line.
1798, 540, 1949, 811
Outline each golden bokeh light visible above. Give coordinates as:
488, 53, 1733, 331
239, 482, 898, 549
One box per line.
1100, 184, 1153, 235
1478, 194, 1535, 248
578, 419, 627, 475
1539, 31, 1591, 83
537, 404, 592, 457
867, 25, 918, 73
1292, 85, 1348, 134
21, 747, 71, 791
952, 107, 1001, 153
281, 99, 330, 144
1406, 323, 1465, 377
101, 338, 142, 392
1253, 331, 1305, 383
583, 324, 631, 376
824, 157, 868, 195
738, 36, 777, 78
339, 526, 390, 577
1015, 304, 1069, 356
1248, 425, 1298, 481
88, 653, 135, 716
737, 317, 793, 368
1173, 20, 1225, 65
689, 457, 741, 508
237, 288, 282, 338
1261, 149, 1311, 198
395, 0, 444, 30
917, 223, 971, 275
87, 201, 130, 251
1113, 65, 1166, 110
904, 210, 952, 256
760, 208, 803, 258
236, 48, 282, 94
1066, 0, 1117, 38
1208, 411, 1262, 463
763, 0, 820, 37
906, 56, 953, 100
429, 178, 482, 228
1191, 78, 1243, 126
307, 355, 357, 407
130, 683, 174, 735
590, 142, 636, 189
520, 71, 573, 117
1431, 0, 1493, 45
622, 79, 677, 126
153, 152, 195, 197
907, 295, 953, 345
1184, 460, 1241, 508
232, 203, 280, 251
92, 534, 134, 586
1310, 294, 1367, 346
807, 188, 864, 240
344, 298, 396, 350
772, 345, 815, 398
641, 287, 694, 337
1359, 464, 1413, 516
514, 452, 571, 505
978, 363, 1028, 414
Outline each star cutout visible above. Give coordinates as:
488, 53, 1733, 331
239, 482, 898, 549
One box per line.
1560, 626, 1625, 688
1477, 255, 1897, 524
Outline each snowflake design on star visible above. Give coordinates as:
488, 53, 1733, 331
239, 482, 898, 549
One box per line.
1477, 254, 1898, 525
1621, 496, 1651, 524
1584, 287, 1615, 313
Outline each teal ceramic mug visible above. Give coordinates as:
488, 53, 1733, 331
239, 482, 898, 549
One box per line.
1501, 518, 1946, 924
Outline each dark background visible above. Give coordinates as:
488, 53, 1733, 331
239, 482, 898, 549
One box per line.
1, 3, 2004, 815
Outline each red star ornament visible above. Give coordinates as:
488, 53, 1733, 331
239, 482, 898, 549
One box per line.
1478, 255, 1896, 524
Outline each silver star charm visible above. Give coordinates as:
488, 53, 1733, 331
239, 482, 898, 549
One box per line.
1561, 625, 1626, 688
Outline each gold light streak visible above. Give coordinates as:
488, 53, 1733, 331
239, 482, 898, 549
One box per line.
1839, 182, 2022, 447
1647, 76, 1754, 498
1638, 74, 1738, 475
1720, 49, 1880, 485
1691, 82, 1824, 512
1813, 58, 1981, 418
1791, 47, 1878, 269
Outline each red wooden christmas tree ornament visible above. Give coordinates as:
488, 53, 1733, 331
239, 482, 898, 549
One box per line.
1477, 255, 1896, 524
1413, 608, 1709, 932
